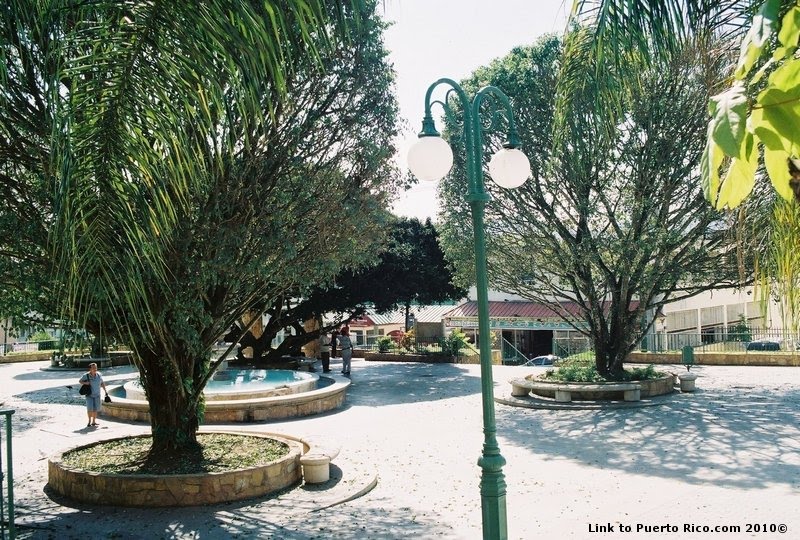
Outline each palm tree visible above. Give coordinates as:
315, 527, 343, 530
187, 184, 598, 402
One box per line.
569, 0, 799, 205
2, 0, 396, 453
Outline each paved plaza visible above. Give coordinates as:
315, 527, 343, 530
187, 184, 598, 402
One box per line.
0, 358, 798, 539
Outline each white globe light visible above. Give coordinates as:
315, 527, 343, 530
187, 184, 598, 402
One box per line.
488, 148, 531, 189
407, 136, 454, 182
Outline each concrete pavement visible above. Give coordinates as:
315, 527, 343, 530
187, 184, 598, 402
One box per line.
0, 358, 798, 539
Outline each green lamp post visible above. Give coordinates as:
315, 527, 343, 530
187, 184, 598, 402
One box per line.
407, 78, 530, 540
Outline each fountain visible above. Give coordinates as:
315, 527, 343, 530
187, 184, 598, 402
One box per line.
104, 368, 350, 422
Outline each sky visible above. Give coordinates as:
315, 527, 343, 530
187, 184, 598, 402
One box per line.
381, 0, 570, 221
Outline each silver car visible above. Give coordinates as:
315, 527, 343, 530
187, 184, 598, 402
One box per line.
523, 354, 560, 366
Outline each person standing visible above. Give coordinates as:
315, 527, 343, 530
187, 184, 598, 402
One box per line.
319, 332, 331, 373
79, 362, 108, 427
338, 326, 353, 376
330, 329, 339, 359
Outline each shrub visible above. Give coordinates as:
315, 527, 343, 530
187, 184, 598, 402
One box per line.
376, 336, 394, 353
544, 358, 664, 382
399, 328, 415, 352
625, 364, 663, 381
30, 330, 53, 342
440, 330, 469, 357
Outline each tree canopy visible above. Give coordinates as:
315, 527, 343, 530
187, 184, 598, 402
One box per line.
437, 35, 741, 376
1, 0, 400, 451
569, 0, 800, 332
229, 217, 466, 362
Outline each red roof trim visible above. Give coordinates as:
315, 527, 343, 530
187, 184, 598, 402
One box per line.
444, 300, 639, 319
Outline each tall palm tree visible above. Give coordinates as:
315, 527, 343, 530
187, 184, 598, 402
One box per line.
2, 0, 393, 452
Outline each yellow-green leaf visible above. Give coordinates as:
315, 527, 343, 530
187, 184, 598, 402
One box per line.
760, 97, 800, 145
700, 123, 724, 204
709, 83, 748, 157
764, 146, 795, 202
765, 56, 800, 93
735, 0, 781, 79
717, 132, 757, 209
751, 107, 787, 151
778, 5, 800, 48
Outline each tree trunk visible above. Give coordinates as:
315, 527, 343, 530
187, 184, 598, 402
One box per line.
594, 340, 628, 380
302, 317, 320, 357
137, 348, 204, 452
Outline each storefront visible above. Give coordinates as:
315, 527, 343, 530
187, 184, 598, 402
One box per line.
443, 301, 590, 359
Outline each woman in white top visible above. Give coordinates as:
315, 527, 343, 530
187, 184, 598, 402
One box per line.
79, 362, 108, 427
319, 333, 331, 373
338, 327, 353, 376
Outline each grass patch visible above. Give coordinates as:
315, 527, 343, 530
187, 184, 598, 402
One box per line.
62, 433, 289, 475
543, 357, 665, 382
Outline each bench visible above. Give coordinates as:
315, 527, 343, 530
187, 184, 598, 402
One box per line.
510, 378, 641, 402
299, 442, 341, 484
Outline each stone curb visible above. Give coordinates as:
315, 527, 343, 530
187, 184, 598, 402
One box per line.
495, 393, 670, 410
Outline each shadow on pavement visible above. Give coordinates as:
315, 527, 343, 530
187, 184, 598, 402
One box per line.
344, 360, 482, 407
496, 383, 800, 491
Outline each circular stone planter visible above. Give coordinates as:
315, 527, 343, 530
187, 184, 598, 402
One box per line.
526, 373, 676, 400
48, 431, 303, 507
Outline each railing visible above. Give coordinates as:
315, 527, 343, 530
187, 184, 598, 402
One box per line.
0, 409, 15, 540
1, 340, 71, 355
500, 338, 527, 365
358, 336, 478, 357
643, 328, 800, 353
1, 339, 128, 357
553, 334, 593, 358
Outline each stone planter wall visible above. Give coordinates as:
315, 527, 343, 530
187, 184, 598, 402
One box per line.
638, 374, 677, 397
629, 351, 800, 367
525, 374, 675, 400
0, 351, 52, 363
48, 432, 302, 507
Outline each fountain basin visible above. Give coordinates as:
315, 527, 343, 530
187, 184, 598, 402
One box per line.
123, 369, 317, 401
104, 372, 350, 423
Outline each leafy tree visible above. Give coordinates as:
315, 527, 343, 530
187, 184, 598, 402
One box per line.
1, 0, 399, 453
438, 36, 741, 377
227, 217, 466, 362
569, 0, 800, 331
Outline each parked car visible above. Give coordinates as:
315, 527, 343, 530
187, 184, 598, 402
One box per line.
523, 354, 560, 366
746, 340, 781, 351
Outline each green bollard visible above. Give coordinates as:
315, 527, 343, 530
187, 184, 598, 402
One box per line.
681, 345, 695, 372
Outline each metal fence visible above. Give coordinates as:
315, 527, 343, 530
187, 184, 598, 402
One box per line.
553, 334, 593, 358
644, 328, 800, 353
501, 338, 528, 365
1, 339, 64, 355
358, 336, 478, 357
1, 339, 125, 356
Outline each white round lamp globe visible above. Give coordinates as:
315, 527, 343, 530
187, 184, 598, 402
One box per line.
407, 136, 454, 182
488, 148, 531, 189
